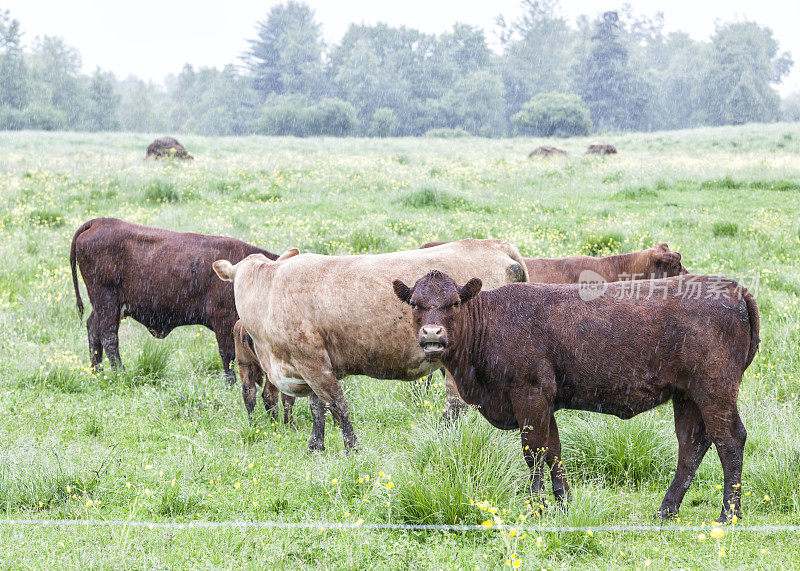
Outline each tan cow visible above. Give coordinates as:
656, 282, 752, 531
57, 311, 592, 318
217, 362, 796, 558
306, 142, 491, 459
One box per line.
213, 239, 528, 453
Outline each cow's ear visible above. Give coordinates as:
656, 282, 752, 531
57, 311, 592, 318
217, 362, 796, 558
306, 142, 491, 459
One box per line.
213, 260, 236, 282
393, 280, 414, 305
277, 248, 300, 262
655, 242, 670, 254
459, 278, 482, 304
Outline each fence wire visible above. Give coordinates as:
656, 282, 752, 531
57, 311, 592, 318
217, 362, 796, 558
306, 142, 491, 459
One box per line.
1, 519, 799, 533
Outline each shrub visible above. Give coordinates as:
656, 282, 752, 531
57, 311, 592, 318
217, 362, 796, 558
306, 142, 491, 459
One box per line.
306, 98, 358, 136
370, 108, 398, 137
425, 128, 470, 138
256, 95, 312, 136
512, 92, 591, 137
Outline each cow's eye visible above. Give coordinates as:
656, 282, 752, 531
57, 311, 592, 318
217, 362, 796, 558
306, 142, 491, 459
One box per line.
409, 302, 417, 308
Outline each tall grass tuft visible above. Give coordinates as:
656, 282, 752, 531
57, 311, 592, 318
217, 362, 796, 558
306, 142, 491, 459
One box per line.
0, 449, 99, 511
34, 366, 87, 393
394, 412, 521, 524
559, 411, 675, 487
158, 483, 205, 517
712, 221, 739, 237
144, 180, 181, 203
397, 187, 468, 210
134, 339, 170, 379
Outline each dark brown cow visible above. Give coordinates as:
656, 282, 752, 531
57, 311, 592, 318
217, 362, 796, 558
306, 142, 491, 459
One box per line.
146, 137, 193, 160
421, 242, 687, 282
70, 218, 278, 383
234, 320, 294, 423
528, 146, 567, 158
394, 271, 759, 523
586, 143, 618, 155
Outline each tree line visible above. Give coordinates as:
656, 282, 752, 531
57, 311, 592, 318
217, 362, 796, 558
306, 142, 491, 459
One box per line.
0, 1, 797, 137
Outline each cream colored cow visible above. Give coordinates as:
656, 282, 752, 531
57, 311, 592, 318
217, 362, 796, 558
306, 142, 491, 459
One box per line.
213, 239, 528, 453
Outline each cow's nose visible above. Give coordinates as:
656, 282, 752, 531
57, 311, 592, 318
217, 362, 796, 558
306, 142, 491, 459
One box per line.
421, 325, 444, 338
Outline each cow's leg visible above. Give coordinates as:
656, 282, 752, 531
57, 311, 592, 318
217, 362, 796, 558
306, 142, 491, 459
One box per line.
89, 287, 122, 369
710, 406, 746, 523
308, 392, 326, 453
546, 414, 571, 506
657, 392, 711, 519
441, 369, 469, 423
695, 390, 746, 523
239, 360, 260, 415
213, 325, 236, 387
86, 311, 104, 370
303, 373, 357, 453
281, 394, 296, 428
260, 376, 282, 421
512, 362, 557, 500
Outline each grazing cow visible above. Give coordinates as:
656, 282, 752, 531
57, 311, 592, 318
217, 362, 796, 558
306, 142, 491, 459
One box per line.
394, 271, 759, 523
212, 239, 529, 453
146, 137, 193, 160
528, 146, 567, 158
70, 218, 278, 384
421, 242, 687, 283
586, 143, 618, 155
234, 320, 295, 423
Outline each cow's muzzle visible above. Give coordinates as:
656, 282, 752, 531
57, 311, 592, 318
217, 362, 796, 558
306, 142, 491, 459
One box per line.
419, 325, 447, 359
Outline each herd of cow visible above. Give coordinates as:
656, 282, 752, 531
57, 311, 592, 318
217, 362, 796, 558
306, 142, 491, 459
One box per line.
70, 217, 759, 524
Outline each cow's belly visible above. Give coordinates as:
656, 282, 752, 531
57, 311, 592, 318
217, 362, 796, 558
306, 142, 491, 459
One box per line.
272, 376, 313, 397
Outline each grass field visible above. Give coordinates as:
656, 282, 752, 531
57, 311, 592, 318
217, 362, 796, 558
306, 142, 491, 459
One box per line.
1, 125, 799, 568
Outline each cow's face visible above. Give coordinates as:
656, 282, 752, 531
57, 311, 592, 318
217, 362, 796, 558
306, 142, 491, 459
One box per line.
645, 243, 687, 278
393, 270, 481, 360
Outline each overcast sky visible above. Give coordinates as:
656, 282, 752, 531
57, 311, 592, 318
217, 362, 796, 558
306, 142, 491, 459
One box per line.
4, 0, 798, 95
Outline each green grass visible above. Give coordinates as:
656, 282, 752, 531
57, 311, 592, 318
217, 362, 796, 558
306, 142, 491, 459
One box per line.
0, 124, 799, 567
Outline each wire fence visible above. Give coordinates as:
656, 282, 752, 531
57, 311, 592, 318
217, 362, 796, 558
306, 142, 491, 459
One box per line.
1, 519, 800, 533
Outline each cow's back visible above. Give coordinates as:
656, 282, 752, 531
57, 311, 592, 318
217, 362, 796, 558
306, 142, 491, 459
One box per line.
75, 218, 270, 331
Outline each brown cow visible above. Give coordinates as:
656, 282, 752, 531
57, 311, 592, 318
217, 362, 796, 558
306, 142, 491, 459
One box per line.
586, 143, 618, 155
417, 242, 688, 403
421, 242, 687, 283
528, 146, 567, 158
70, 218, 278, 384
234, 320, 294, 423
146, 137, 193, 160
394, 271, 758, 523
212, 239, 529, 453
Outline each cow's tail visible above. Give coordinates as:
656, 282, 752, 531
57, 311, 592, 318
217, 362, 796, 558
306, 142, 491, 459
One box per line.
741, 286, 760, 369
70, 220, 93, 319
502, 241, 530, 283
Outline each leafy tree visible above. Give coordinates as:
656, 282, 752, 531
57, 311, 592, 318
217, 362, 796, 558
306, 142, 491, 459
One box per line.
244, 1, 324, 99
0, 8, 28, 110
84, 69, 120, 131
28, 36, 83, 128
497, 0, 575, 118
783, 91, 800, 122
441, 70, 506, 137
511, 92, 590, 136
700, 22, 792, 125
573, 11, 653, 131
178, 65, 259, 136
370, 108, 397, 137
118, 77, 168, 133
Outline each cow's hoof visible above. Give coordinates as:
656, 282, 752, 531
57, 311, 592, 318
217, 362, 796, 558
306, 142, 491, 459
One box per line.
308, 440, 325, 455
654, 508, 677, 521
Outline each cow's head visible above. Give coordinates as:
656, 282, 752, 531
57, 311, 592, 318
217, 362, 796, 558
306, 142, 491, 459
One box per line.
213, 248, 300, 283
639, 243, 687, 278
393, 270, 481, 361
